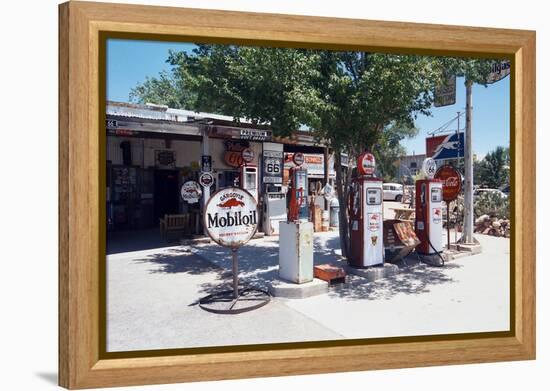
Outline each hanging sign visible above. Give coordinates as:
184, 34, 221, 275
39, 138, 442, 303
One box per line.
422, 158, 437, 179
486, 60, 511, 84
357, 152, 376, 176
204, 187, 258, 248
434, 75, 456, 107
180, 181, 202, 204
199, 172, 214, 188
435, 165, 462, 202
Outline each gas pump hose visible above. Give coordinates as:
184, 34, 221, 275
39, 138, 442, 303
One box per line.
426, 236, 445, 267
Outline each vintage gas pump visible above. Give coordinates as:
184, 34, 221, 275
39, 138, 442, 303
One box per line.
239, 148, 258, 202
278, 151, 314, 284
287, 152, 309, 222
348, 152, 384, 268
415, 158, 444, 264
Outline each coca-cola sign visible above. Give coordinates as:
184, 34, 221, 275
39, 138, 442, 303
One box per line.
204, 187, 258, 248
435, 165, 462, 202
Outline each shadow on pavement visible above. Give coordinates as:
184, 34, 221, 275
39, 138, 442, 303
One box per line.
330, 261, 462, 301
126, 232, 462, 302
107, 228, 178, 255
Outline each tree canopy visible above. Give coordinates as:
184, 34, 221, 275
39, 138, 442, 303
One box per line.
130, 44, 499, 257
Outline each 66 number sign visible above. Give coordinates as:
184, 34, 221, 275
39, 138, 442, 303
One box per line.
263, 150, 283, 184
265, 159, 281, 174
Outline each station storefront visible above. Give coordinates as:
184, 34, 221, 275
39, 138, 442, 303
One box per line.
106, 102, 343, 234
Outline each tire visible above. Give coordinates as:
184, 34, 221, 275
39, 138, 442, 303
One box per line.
395, 195, 402, 203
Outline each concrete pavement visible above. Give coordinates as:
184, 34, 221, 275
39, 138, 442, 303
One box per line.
107, 228, 510, 352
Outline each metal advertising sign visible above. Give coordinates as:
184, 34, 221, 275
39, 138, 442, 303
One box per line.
204, 187, 259, 248
357, 152, 376, 176
322, 183, 334, 200
434, 75, 456, 107
426, 132, 464, 160
180, 181, 202, 204
241, 148, 255, 163
435, 165, 462, 202
201, 155, 212, 172
486, 60, 511, 84
155, 150, 176, 168
199, 172, 214, 188
292, 152, 305, 166
422, 158, 437, 179
263, 150, 283, 184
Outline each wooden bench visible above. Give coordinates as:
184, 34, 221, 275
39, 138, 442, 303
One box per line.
159, 214, 190, 240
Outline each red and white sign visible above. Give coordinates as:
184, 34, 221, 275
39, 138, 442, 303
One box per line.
199, 172, 214, 188
357, 152, 376, 176
292, 152, 305, 166
422, 158, 437, 179
204, 187, 258, 248
432, 208, 442, 224
368, 213, 381, 232
181, 181, 202, 204
241, 148, 255, 163
435, 165, 462, 202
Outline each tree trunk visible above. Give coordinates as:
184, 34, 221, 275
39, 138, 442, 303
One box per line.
334, 150, 350, 259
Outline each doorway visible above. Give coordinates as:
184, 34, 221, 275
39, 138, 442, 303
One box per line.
154, 169, 179, 223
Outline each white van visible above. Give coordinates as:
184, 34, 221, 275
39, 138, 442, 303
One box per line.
383, 183, 404, 202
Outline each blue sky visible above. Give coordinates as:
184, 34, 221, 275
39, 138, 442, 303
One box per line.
107, 39, 510, 157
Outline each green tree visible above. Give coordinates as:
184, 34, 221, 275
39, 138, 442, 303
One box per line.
167, 45, 322, 137
130, 45, 499, 258
374, 121, 419, 182
130, 70, 189, 109
474, 146, 510, 188
312, 52, 441, 256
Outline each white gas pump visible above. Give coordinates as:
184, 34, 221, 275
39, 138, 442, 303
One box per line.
240, 165, 258, 202
263, 191, 287, 235
415, 158, 444, 264
348, 152, 385, 267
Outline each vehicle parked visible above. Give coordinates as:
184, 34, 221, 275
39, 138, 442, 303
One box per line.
499, 184, 510, 196
383, 183, 404, 202
473, 188, 508, 199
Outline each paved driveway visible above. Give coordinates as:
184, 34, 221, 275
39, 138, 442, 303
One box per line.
107, 231, 509, 352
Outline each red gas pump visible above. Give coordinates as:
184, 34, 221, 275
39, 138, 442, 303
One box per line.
415, 158, 444, 264
287, 153, 308, 222
348, 152, 384, 268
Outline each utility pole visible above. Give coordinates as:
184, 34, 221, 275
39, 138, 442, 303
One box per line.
462, 80, 474, 243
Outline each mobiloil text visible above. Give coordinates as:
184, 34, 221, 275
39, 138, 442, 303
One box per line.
207, 209, 257, 228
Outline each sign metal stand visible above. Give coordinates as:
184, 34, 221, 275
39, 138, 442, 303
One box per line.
198, 187, 270, 314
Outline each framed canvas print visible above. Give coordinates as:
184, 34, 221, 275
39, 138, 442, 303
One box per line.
59, 1, 536, 389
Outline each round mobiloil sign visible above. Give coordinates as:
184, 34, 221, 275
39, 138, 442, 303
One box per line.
204, 187, 259, 248
421, 158, 437, 179
357, 152, 376, 176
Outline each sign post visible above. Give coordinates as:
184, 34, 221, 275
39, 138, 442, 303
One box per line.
435, 165, 462, 249
200, 187, 269, 313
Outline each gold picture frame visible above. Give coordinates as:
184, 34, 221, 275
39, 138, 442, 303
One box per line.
59, 1, 536, 388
